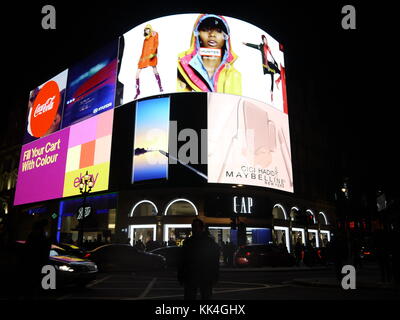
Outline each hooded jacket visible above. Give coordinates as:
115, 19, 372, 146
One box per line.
177, 14, 242, 94
138, 24, 159, 69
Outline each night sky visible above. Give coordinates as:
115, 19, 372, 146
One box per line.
2, 1, 396, 200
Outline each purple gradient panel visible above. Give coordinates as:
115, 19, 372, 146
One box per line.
14, 128, 70, 205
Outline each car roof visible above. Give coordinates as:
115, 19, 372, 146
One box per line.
241, 244, 269, 247
152, 246, 181, 251
91, 244, 132, 251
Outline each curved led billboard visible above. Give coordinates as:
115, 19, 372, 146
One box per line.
15, 13, 292, 206
117, 13, 288, 114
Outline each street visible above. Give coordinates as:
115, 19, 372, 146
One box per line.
22, 264, 398, 301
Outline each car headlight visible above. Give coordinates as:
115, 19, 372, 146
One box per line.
56, 265, 75, 272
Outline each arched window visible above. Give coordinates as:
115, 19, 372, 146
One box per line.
164, 199, 198, 216
130, 200, 158, 217
289, 206, 299, 222
272, 204, 287, 220
318, 212, 329, 225
306, 209, 317, 224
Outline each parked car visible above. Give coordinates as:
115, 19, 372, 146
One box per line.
149, 246, 182, 268
234, 244, 295, 267
360, 245, 375, 261
84, 244, 166, 272
303, 245, 323, 267
49, 247, 98, 287
15, 241, 98, 288
54, 243, 87, 259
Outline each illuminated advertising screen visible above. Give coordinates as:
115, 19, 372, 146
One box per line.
63, 109, 114, 197
15, 13, 292, 206
62, 40, 118, 128
117, 14, 287, 114
208, 93, 293, 192
14, 128, 70, 205
23, 70, 68, 144
14, 109, 114, 205
132, 97, 170, 182
128, 92, 292, 192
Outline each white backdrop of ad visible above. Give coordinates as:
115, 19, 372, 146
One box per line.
208, 93, 293, 193
118, 14, 285, 112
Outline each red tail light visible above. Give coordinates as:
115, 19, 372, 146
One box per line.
84, 253, 91, 258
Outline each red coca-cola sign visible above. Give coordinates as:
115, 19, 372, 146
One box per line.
29, 80, 61, 138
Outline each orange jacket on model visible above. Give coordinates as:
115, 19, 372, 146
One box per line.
138, 24, 159, 69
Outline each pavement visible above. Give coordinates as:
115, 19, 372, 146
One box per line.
220, 265, 329, 272
220, 262, 399, 292
291, 277, 397, 290
289, 263, 399, 291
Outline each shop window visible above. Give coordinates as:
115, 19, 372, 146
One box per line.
273, 226, 290, 253
308, 229, 320, 248
129, 225, 156, 245
320, 231, 331, 247
306, 209, 316, 224
165, 199, 198, 216
131, 200, 158, 217
163, 224, 192, 245
289, 207, 299, 222
209, 227, 231, 246
272, 204, 287, 220
318, 212, 328, 225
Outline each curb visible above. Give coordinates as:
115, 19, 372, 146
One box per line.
291, 278, 397, 290
220, 266, 330, 272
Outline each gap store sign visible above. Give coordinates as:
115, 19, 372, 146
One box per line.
233, 196, 254, 214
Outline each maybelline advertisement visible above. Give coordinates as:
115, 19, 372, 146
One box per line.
207, 93, 293, 193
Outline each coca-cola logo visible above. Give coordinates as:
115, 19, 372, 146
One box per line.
29, 80, 61, 138
34, 96, 56, 118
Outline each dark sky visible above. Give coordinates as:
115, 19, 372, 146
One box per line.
2, 1, 397, 196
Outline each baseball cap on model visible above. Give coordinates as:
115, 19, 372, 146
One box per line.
197, 15, 229, 36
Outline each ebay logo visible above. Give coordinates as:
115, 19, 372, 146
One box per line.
73, 172, 99, 188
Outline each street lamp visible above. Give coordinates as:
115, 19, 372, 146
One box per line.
77, 171, 93, 248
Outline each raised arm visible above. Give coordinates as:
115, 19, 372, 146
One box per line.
242, 42, 261, 50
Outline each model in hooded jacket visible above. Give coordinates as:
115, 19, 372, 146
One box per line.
177, 14, 242, 95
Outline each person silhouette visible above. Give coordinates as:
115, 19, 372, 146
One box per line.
374, 230, 392, 283
24, 219, 51, 296
177, 218, 220, 300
